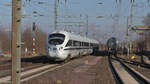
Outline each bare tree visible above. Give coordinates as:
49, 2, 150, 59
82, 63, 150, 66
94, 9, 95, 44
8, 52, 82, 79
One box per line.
143, 13, 150, 26
22, 27, 33, 56
22, 27, 47, 56
0, 26, 47, 56
0, 28, 11, 54
34, 28, 47, 55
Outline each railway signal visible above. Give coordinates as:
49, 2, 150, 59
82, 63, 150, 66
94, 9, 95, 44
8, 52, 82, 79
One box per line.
32, 22, 36, 32
33, 38, 36, 54
32, 22, 36, 55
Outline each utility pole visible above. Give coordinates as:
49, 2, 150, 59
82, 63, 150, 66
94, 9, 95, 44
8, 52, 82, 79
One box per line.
86, 15, 88, 37
126, 16, 130, 59
79, 14, 82, 35
12, 0, 22, 84
54, 0, 58, 30
130, 0, 134, 25
115, 0, 121, 27
92, 24, 96, 38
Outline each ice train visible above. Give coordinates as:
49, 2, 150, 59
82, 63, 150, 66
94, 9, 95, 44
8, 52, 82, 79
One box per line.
46, 31, 99, 61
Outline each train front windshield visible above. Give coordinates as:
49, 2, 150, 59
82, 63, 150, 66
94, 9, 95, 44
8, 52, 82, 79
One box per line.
48, 33, 65, 45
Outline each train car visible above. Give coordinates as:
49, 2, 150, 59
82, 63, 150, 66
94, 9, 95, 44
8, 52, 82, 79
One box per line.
107, 37, 118, 56
46, 30, 99, 61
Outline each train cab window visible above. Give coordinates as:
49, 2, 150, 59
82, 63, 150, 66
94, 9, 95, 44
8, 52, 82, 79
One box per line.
48, 33, 65, 45
66, 40, 72, 46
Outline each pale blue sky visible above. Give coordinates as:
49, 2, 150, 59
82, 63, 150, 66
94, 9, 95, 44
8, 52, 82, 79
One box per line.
0, 0, 149, 42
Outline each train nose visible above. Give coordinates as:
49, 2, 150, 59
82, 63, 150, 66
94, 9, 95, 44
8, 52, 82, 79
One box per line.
48, 47, 58, 57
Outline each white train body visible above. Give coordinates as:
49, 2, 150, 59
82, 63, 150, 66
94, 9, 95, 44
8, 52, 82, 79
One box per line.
46, 31, 99, 61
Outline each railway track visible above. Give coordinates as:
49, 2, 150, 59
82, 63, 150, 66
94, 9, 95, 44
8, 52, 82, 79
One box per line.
108, 56, 123, 84
0, 64, 57, 83
108, 56, 150, 84
0, 63, 48, 78
0, 56, 52, 83
118, 57, 150, 69
0, 56, 80, 84
0, 60, 10, 64
0, 56, 56, 71
0, 62, 72, 83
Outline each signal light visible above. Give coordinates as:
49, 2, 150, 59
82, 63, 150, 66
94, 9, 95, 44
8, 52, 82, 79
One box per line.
33, 45, 35, 49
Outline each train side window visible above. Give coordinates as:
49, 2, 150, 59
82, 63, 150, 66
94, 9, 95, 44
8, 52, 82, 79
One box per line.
84, 42, 86, 46
73, 40, 75, 46
82, 42, 84, 46
90, 43, 93, 46
83, 42, 85, 46
79, 42, 82, 46
93, 44, 97, 47
66, 40, 72, 46
76, 41, 80, 46
73, 40, 77, 46
89, 43, 91, 46
87, 43, 89, 46
81, 42, 83, 46
73, 41, 80, 46
85, 42, 89, 46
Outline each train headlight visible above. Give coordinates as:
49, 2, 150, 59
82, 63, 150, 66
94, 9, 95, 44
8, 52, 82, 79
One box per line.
48, 47, 51, 50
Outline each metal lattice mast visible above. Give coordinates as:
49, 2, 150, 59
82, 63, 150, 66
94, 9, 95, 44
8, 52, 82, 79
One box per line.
86, 15, 88, 37
129, 0, 134, 55
79, 14, 82, 35
130, 0, 134, 26
126, 16, 130, 58
54, 0, 58, 30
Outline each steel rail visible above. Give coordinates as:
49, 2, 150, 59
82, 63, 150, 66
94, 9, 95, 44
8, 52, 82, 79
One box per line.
108, 56, 124, 84
0, 64, 58, 83
117, 57, 150, 84
0, 58, 74, 83
118, 57, 150, 69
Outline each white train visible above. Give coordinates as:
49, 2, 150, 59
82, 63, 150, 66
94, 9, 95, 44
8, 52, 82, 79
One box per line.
46, 31, 99, 61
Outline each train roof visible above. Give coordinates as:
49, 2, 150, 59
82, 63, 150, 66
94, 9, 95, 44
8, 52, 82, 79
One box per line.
50, 30, 99, 44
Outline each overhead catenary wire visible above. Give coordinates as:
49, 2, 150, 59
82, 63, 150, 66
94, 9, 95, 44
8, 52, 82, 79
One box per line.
109, 0, 122, 37
22, 0, 54, 20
